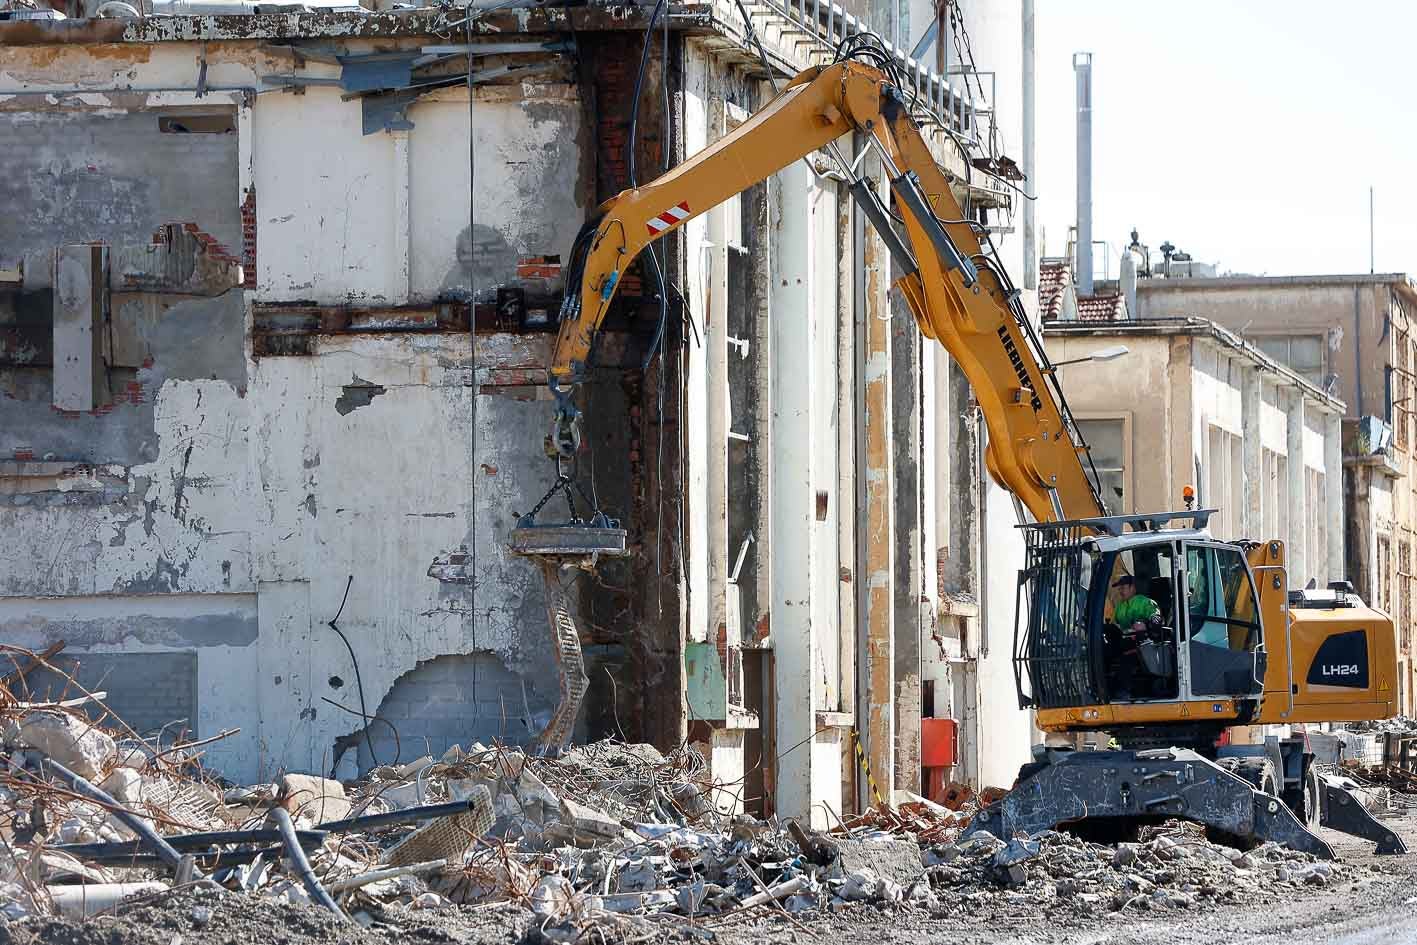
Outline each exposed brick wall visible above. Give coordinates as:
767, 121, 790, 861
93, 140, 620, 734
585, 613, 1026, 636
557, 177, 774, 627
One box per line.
574, 30, 685, 751
357, 653, 553, 771
595, 50, 631, 200
24, 652, 198, 740
583, 33, 665, 205
240, 187, 257, 290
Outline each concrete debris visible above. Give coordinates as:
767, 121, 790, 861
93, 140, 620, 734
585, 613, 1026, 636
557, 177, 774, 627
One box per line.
554, 797, 627, 846
0, 692, 1373, 939
924, 826, 1344, 913
832, 836, 925, 889
277, 773, 353, 823
14, 710, 116, 779
99, 766, 145, 806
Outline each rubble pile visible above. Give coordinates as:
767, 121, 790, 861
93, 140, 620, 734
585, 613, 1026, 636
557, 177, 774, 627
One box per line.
0, 679, 1356, 940
1346, 765, 1417, 797
1319, 720, 1417, 804
922, 827, 1342, 915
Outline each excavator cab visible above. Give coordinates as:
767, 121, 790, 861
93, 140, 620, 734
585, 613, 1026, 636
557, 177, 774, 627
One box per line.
1014, 509, 1265, 727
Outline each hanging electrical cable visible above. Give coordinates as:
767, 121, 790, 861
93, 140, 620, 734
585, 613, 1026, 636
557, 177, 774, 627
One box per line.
464, 8, 480, 715
628, 0, 671, 372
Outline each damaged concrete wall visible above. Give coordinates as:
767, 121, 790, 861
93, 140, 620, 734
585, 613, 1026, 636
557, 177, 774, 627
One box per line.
255, 86, 583, 305
0, 102, 246, 465
0, 39, 609, 782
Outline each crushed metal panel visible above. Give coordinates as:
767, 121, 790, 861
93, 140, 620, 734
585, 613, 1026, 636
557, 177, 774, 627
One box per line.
356, 62, 560, 136
337, 50, 420, 92
360, 86, 420, 135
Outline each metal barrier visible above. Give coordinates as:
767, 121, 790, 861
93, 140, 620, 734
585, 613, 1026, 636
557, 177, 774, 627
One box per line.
732, 0, 997, 152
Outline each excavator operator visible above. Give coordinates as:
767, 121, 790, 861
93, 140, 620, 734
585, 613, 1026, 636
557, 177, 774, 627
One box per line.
1108, 575, 1170, 700
1112, 575, 1159, 629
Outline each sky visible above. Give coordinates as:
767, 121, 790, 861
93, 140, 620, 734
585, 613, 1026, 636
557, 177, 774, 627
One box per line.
1033, 1, 1417, 279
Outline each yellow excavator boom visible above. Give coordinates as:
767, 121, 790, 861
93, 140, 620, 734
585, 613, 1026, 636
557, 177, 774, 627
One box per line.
550, 60, 1105, 526
531, 54, 1406, 857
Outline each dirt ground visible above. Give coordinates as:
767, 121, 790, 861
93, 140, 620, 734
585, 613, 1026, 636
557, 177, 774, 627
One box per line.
4, 818, 1415, 945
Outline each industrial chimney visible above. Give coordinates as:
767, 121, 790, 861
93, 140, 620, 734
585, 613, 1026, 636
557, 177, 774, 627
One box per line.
1074, 52, 1093, 297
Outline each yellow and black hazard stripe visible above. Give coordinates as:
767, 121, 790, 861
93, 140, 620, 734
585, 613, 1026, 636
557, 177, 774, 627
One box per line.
851, 729, 885, 808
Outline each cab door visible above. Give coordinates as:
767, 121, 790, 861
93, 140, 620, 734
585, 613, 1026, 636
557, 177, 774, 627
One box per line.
1181, 542, 1266, 698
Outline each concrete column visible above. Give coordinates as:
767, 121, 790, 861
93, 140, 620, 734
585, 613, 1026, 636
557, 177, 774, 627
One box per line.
891, 263, 923, 792
810, 182, 842, 712
1241, 368, 1262, 538
705, 115, 731, 653
921, 342, 940, 632
770, 160, 836, 826
1325, 410, 1344, 583
1286, 391, 1307, 585
683, 74, 712, 647
835, 167, 858, 758
391, 130, 411, 302
859, 148, 897, 801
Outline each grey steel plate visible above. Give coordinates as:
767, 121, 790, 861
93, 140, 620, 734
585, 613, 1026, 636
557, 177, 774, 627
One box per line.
509, 525, 628, 557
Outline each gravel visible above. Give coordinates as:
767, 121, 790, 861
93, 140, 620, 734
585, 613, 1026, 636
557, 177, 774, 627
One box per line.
6, 819, 1411, 945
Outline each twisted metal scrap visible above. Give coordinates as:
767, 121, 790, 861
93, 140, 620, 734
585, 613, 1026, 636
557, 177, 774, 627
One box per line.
534, 560, 590, 756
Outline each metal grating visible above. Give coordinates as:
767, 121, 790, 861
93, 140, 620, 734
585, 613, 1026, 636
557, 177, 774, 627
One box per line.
381, 786, 493, 867
1014, 524, 1102, 709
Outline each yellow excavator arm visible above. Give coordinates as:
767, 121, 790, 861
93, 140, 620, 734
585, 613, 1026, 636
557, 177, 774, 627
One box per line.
549, 60, 1105, 525
529, 57, 1410, 859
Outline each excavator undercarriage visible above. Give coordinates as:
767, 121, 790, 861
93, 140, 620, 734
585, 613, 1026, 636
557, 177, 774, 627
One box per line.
960, 744, 1406, 858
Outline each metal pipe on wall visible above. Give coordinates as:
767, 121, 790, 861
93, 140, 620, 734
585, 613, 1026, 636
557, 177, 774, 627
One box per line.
1022, 0, 1036, 290
1073, 52, 1093, 297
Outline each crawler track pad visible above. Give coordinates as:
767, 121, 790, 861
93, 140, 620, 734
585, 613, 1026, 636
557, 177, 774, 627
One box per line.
960, 748, 1334, 859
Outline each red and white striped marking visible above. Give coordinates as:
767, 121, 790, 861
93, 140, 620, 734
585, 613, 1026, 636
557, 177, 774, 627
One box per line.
645, 201, 691, 235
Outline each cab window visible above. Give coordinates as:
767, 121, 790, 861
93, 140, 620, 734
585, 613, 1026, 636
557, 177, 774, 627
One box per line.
1186, 546, 1211, 631
1185, 545, 1260, 650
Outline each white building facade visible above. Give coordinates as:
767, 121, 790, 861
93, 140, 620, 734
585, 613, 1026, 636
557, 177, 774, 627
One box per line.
0, 0, 1036, 810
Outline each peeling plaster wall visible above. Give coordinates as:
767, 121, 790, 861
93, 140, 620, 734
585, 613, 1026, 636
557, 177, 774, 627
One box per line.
0, 39, 594, 782
247, 333, 562, 778
0, 105, 247, 466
